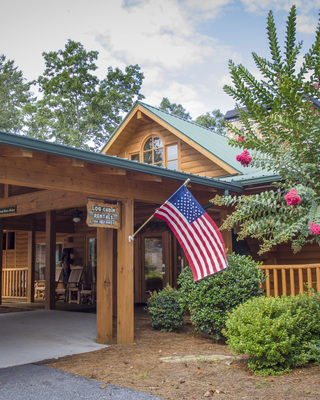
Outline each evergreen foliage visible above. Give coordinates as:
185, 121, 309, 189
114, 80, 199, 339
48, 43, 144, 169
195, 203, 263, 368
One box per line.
224, 293, 320, 375
212, 6, 320, 254
147, 284, 185, 332
0, 55, 34, 133
177, 254, 265, 339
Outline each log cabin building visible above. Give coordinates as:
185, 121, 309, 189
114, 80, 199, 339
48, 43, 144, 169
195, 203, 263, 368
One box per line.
1, 101, 319, 344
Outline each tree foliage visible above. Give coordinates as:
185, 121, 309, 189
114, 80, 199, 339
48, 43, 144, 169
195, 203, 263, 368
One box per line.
194, 109, 226, 135
27, 40, 144, 150
212, 6, 320, 254
0, 55, 34, 133
159, 97, 225, 134
159, 97, 192, 120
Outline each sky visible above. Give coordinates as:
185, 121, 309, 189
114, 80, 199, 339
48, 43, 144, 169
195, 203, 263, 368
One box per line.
1, 0, 320, 118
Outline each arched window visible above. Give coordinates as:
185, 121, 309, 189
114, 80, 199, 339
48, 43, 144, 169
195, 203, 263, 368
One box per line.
143, 136, 163, 167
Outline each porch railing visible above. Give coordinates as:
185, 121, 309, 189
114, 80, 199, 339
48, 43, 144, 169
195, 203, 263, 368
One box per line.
2, 268, 28, 299
1, 264, 320, 300
260, 264, 320, 297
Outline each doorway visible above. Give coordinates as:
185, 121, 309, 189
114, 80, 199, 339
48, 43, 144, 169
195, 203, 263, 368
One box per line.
141, 231, 171, 302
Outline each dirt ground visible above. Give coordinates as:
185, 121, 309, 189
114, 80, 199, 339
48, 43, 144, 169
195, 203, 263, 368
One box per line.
42, 315, 320, 400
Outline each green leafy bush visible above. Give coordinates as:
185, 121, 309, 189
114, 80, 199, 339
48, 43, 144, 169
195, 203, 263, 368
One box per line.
223, 293, 320, 375
178, 254, 265, 339
147, 284, 185, 332
307, 339, 320, 365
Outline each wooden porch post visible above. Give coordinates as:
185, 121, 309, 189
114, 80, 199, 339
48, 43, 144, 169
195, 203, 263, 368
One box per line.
27, 224, 36, 303
45, 210, 56, 310
117, 198, 134, 344
220, 209, 232, 254
0, 220, 3, 305
96, 227, 113, 344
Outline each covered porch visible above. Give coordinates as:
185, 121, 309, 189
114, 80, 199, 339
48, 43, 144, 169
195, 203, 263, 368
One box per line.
0, 131, 238, 344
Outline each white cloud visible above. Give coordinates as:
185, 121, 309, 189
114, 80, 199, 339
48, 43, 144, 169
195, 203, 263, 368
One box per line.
185, 0, 233, 20
240, 0, 319, 15
296, 14, 319, 34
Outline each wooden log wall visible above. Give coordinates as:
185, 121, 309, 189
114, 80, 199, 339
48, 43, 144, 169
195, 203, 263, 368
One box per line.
108, 120, 229, 178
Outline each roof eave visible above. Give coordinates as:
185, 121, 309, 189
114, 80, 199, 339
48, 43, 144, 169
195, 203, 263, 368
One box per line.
0, 131, 244, 193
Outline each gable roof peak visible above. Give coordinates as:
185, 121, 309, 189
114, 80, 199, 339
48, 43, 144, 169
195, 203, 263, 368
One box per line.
136, 101, 226, 137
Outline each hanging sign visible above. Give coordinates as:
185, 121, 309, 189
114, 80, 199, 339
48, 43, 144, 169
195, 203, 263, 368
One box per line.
0, 206, 16, 215
86, 200, 121, 229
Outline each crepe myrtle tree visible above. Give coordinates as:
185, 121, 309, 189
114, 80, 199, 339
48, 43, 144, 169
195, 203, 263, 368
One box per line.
212, 6, 320, 254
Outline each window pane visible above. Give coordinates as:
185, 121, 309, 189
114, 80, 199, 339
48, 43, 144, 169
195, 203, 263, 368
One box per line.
154, 162, 163, 167
143, 137, 153, 150
7, 232, 15, 250
154, 148, 163, 163
167, 159, 178, 170
167, 144, 178, 160
153, 137, 163, 149
145, 237, 163, 293
131, 153, 140, 162
143, 150, 153, 164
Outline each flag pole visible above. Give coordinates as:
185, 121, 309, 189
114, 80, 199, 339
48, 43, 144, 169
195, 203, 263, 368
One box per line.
128, 178, 190, 242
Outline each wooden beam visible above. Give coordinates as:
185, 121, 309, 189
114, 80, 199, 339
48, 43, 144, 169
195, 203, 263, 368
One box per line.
136, 110, 152, 122
27, 225, 36, 303
126, 171, 162, 182
0, 190, 88, 217
45, 211, 56, 310
117, 198, 134, 344
72, 159, 85, 168
88, 164, 126, 175
0, 148, 33, 158
4, 184, 9, 198
0, 161, 181, 203
96, 228, 114, 344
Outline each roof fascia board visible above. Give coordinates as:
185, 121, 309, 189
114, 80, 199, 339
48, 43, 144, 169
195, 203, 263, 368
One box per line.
100, 102, 140, 153
136, 105, 239, 175
0, 131, 243, 193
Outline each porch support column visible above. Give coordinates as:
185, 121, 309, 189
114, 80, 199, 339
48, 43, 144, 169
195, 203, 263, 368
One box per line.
96, 228, 113, 344
27, 224, 36, 303
0, 220, 3, 305
220, 209, 232, 254
45, 210, 56, 310
117, 198, 134, 344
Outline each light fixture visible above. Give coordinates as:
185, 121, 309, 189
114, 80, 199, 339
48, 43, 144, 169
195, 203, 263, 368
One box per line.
72, 209, 82, 223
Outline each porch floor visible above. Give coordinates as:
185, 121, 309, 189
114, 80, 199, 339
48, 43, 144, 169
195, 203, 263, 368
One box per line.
0, 299, 150, 369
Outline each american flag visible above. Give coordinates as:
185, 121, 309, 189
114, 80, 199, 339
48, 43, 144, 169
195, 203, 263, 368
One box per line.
154, 184, 228, 281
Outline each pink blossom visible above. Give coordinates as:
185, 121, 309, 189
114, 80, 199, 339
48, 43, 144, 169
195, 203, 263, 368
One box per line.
236, 149, 252, 167
285, 189, 301, 206
237, 136, 246, 143
312, 82, 319, 89
310, 106, 319, 115
309, 222, 320, 236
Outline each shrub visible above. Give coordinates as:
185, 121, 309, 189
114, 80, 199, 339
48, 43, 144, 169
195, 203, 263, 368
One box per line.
147, 284, 185, 332
178, 254, 265, 339
223, 293, 320, 375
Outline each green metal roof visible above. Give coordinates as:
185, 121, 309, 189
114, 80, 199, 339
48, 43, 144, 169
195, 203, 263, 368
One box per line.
103, 101, 262, 175
0, 130, 243, 193
220, 169, 281, 185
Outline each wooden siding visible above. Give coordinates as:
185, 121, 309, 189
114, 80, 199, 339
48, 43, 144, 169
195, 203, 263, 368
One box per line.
106, 119, 230, 177
180, 142, 228, 177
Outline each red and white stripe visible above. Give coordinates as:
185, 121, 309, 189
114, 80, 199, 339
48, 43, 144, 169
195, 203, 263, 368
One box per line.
154, 201, 228, 281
